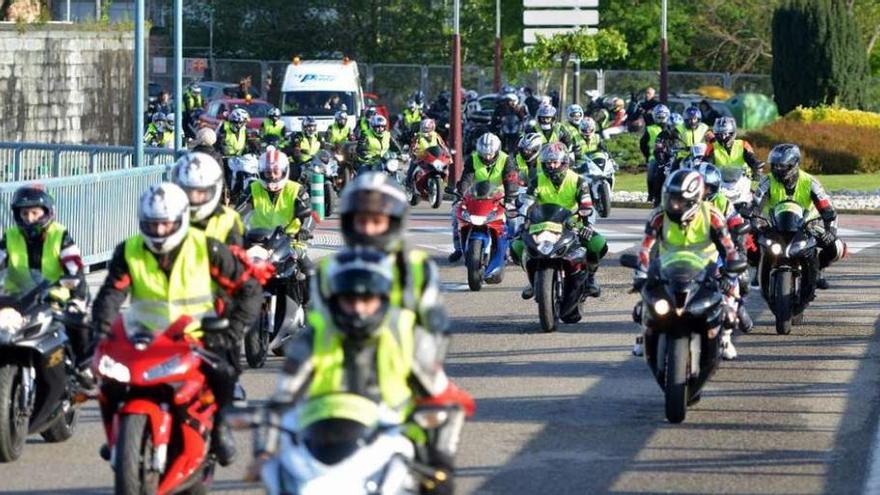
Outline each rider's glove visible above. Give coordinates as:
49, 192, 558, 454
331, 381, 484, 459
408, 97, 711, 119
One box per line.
296, 229, 313, 242
632, 277, 646, 292
578, 225, 594, 243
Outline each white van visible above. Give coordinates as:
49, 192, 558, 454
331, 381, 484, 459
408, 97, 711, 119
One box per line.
281, 59, 364, 133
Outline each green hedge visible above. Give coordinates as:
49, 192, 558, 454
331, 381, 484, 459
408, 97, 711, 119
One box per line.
605, 132, 643, 172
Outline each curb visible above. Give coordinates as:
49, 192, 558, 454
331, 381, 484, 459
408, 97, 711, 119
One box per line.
610, 200, 880, 215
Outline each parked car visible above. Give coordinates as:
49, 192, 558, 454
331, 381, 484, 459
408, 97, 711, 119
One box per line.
364, 92, 390, 121
198, 81, 248, 102
200, 98, 273, 131
148, 82, 162, 104
666, 94, 732, 119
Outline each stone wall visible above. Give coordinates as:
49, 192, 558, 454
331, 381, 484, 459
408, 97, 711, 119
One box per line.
0, 26, 134, 145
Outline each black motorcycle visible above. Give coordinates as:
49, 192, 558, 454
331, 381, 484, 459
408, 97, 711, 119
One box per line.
242, 228, 306, 368
0, 271, 82, 462
499, 114, 522, 155
520, 205, 590, 332
621, 251, 746, 423
753, 200, 822, 335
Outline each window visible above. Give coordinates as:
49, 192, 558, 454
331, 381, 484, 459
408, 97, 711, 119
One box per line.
282, 91, 355, 117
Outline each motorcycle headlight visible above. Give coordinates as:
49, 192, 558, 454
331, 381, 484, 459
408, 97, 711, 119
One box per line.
537, 241, 555, 255
98, 354, 131, 383
432, 160, 445, 171
386, 159, 400, 172
469, 215, 486, 226
533, 231, 561, 255
143, 356, 188, 382
247, 245, 270, 262
653, 299, 671, 316
0, 308, 24, 334
770, 243, 782, 256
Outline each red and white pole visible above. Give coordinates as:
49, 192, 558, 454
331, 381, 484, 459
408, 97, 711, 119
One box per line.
451, 0, 464, 187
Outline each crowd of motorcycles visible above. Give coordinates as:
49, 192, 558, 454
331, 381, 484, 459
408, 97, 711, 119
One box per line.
0, 91, 843, 495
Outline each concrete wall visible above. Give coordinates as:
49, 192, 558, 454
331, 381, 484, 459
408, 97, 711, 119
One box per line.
0, 26, 134, 145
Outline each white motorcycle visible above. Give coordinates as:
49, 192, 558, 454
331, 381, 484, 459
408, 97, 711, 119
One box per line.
719, 166, 753, 210
228, 153, 260, 207
579, 151, 617, 218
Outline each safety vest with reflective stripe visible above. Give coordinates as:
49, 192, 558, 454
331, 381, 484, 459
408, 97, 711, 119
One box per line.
204, 207, 244, 244
646, 125, 663, 154
5, 222, 65, 293
249, 181, 302, 235
676, 123, 709, 148
297, 134, 321, 163
307, 307, 416, 423
535, 169, 580, 210
327, 123, 351, 145
415, 132, 441, 156
581, 133, 601, 154
538, 125, 564, 146
364, 130, 391, 161
184, 92, 204, 112
713, 140, 745, 169
514, 153, 530, 179
766, 171, 817, 217
473, 151, 509, 186
124, 230, 215, 333
660, 201, 717, 263
261, 119, 285, 139
711, 194, 733, 218
402, 109, 422, 128
221, 121, 247, 156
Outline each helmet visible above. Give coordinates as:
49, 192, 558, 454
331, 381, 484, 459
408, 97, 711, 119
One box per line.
465, 90, 478, 102
258, 146, 290, 192
334, 110, 348, 126
713, 117, 737, 147
503, 92, 518, 105
339, 172, 409, 251
188, 83, 201, 94
229, 108, 249, 127
370, 114, 388, 136
268, 107, 281, 119
324, 247, 395, 339
768, 143, 801, 191
152, 112, 165, 125
195, 127, 217, 147
696, 162, 722, 201
540, 142, 569, 184
412, 90, 426, 106
652, 104, 670, 125
566, 104, 584, 125
406, 99, 418, 111
419, 118, 436, 135
662, 169, 704, 224
684, 107, 702, 130
11, 185, 54, 238
475, 133, 502, 163
165, 112, 176, 126
438, 91, 450, 104
536, 105, 557, 130
579, 117, 597, 137
172, 152, 224, 222
364, 106, 377, 119
612, 98, 625, 112
138, 183, 190, 254
302, 116, 317, 136
501, 85, 516, 95
517, 132, 543, 163
670, 113, 684, 127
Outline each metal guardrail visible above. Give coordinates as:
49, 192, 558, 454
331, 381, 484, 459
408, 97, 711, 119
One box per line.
0, 165, 170, 266
0, 143, 177, 182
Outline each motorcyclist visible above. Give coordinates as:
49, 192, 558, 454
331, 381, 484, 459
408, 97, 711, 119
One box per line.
325, 110, 353, 148
91, 183, 262, 466
491, 91, 528, 132
752, 144, 845, 290
562, 104, 586, 149
400, 99, 426, 141
534, 104, 579, 155
260, 107, 286, 144
631, 169, 746, 360
705, 117, 763, 178
172, 152, 244, 247
427, 91, 451, 121
510, 132, 543, 184
144, 112, 173, 147
355, 106, 378, 141
183, 83, 204, 139
407, 118, 448, 189
290, 116, 322, 181
356, 114, 399, 171
515, 143, 607, 311
0, 185, 91, 386
448, 133, 519, 262
574, 117, 608, 166
523, 87, 542, 117
642, 104, 673, 204
250, 247, 474, 494
216, 107, 249, 157
677, 107, 712, 151
412, 90, 427, 109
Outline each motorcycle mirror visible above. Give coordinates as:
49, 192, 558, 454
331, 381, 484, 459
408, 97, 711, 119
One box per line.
731, 222, 751, 236
201, 317, 230, 333
726, 258, 748, 274
619, 253, 639, 269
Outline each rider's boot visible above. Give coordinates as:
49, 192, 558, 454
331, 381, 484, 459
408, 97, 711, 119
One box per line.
211, 419, 238, 467
721, 329, 738, 360
816, 270, 830, 290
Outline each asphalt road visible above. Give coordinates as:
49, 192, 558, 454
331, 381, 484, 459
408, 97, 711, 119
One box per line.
1, 206, 878, 495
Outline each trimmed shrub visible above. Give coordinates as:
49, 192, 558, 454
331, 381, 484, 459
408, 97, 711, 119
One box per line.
785, 106, 880, 128
605, 132, 643, 171
744, 119, 880, 174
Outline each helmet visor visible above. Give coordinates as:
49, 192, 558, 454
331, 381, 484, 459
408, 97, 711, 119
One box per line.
140, 219, 182, 238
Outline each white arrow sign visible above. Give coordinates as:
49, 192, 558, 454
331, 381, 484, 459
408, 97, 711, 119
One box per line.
523, 9, 599, 27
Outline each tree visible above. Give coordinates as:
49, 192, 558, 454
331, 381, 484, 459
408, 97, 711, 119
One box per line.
772, 0, 869, 114
691, 0, 779, 73
597, 0, 696, 71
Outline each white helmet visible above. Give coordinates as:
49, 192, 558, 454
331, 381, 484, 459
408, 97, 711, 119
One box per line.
258, 146, 290, 192
566, 104, 584, 125
138, 183, 190, 254
172, 152, 224, 222
475, 133, 502, 163
195, 127, 217, 147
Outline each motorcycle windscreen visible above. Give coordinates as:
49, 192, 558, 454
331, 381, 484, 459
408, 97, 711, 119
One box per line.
659, 251, 709, 294
469, 180, 504, 200
422, 145, 450, 163
0, 268, 45, 301
527, 203, 572, 226
771, 201, 806, 234
501, 114, 521, 134
720, 166, 744, 184
244, 228, 275, 247
298, 393, 383, 465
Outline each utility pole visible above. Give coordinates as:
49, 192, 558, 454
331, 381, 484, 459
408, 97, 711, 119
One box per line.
494, 0, 502, 92
451, 0, 463, 187
134, 0, 144, 165
173, 0, 183, 153
660, 0, 668, 103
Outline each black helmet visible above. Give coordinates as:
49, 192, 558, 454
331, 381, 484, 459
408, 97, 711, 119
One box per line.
11, 185, 55, 238
339, 172, 409, 251
540, 142, 569, 185
662, 169, 705, 224
696, 163, 722, 201
769, 143, 801, 191
413, 90, 426, 106
326, 247, 395, 339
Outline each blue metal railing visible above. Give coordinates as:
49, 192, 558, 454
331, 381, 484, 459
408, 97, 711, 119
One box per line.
0, 142, 177, 182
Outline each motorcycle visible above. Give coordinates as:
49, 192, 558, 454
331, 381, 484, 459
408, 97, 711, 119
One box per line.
408, 145, 451, 209
520, 205, 588, 332
455, 181, 508, 291
302, 151, 340, 218
228, 153, 260, 209
325, 142, 357, 191
620, 251, 746, 423
0, 271, 83, 462
577, 151, 617, 218
719, 165, 754, 212
243, 227, 306, 368
753, 201, 822, 335
499, 114, 522, 155
677, 143, 710, 171
361, 151, 408, 186
93, 314, 227, 494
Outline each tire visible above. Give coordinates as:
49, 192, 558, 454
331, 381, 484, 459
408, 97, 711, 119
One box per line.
0, 364, 27, 462
429, 177, 443, 209
597, 181, 611, 218
535, 268, 558, 333
408, 184, 420, 206
244, 312, 269, 369
465, 239, 484, 292
40, 404, 79, 443
773, 271, 793, 335
324, 183, 336, 218
115, 414, 160, 495
665, 335, 690, 424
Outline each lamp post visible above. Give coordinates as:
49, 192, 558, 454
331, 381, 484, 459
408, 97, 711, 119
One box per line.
173, 0, 183, 153
494, 0, 501, 92
660, 0, 668, 103
451, 0, 463, 187
134, 0, 144, 165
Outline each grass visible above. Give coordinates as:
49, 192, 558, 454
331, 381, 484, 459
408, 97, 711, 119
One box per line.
613, 172, 880, 193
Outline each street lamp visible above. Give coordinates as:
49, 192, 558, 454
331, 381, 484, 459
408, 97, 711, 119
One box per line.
451, 0, 463, 187
660, 0, 668, 103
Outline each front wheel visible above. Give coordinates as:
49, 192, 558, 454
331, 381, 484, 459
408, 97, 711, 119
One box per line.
466, 239, 484, 292
244, 311, 269, 368
597, 181, 611, 218
115, 414, 160, 495
40, 402, 79, 443
535, 268, 559, 333
773, 270, 793, 335
429, 177, 443, 209
0, 364, 27, 462
665, 335, 690, 424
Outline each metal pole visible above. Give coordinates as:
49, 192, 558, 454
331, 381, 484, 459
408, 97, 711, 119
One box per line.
493, 0, 501, 92
134, 0, 145, 165
660, 0, 669, 103
173, 0, 183, 153
208, 3, 215, 80
451, 0, 463, 187
66, 0, 71, 22
573, 58, 581, 106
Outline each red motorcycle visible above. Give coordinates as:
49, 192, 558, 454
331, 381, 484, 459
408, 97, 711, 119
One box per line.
455, 180, 509, 291
94, 314, 223, 495
408, 145, 451, 209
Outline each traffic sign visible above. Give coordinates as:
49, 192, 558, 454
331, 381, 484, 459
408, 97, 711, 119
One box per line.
523, 9, 598, 27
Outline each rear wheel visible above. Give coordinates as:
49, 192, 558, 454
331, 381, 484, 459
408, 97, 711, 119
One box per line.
665, 335, 690, 424
115, 414, 160, 495
597, 181, 612, 218
40, 402, 79, 443
324, 183, 336, 217
773, 271, 793, 335
429, 177, 443, 209
0, 364, 27, 462
535, 268, 559, 333
244, 311, 269, 369
466, 240, 484, 292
